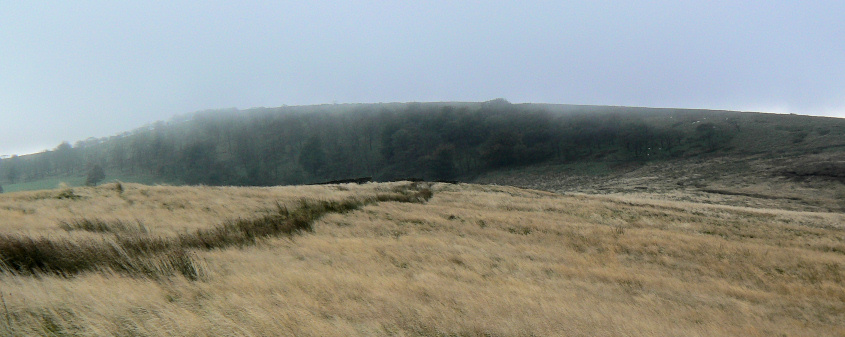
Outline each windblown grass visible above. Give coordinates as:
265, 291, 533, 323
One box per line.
0, 183, 432, 280
58, 218, 148, 234
0, 181, 841, 336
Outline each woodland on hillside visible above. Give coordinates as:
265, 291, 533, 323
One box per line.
1, 100, 842, 188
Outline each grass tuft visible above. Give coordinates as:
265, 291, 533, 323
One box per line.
55, 189, 82, 200
0, 183, 433, 280
58, 218, 148, 234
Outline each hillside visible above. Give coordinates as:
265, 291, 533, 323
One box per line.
0, 182, 842, 335
476, 151, 845, 213
2, 101, 843, 197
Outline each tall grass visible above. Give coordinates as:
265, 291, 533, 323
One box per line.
0, 183, 433, 280
2, 182, 840, 335
58, 218, 148, 234
0, 234, 202, 280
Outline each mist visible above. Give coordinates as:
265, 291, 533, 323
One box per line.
2, 1, 843, 156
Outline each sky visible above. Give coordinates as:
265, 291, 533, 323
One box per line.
2, 1, 844, 156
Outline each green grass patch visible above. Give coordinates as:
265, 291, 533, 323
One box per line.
2, 176, 86, 193
2, 174, 182, 193
101, 173, 183, 187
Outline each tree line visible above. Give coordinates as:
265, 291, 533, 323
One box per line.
0, 100, 739, 187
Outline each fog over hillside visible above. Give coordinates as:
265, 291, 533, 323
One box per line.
1, 101, 843, 196
2, 2, 844, 156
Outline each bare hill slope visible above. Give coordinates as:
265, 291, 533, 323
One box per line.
475, 150, 845, 213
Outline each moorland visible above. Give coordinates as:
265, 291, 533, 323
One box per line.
0, 101, 843, 336
0, 181, 842, 335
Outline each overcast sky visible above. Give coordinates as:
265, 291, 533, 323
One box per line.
2, 1, 843, 156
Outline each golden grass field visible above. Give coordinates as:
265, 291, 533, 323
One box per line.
0, 181, 843, 336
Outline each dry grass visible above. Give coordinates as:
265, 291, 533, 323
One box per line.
0, 182, 431, 279
0, 182, 842, 336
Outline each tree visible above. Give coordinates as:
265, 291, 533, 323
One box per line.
85, 164, 106, 186
481, 131, 525, 168
180, 141, 228, 185
4, 155, 19, 183
299, 135, 327, 177
55, 141, 79, 174
696, 123, 733, 152
425, 144, 456, 181
620, 123, 654, 158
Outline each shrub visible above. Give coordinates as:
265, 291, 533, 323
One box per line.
85, 165, 106, 186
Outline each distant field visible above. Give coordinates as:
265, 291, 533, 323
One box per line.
1, 176, 87, 193
1, 173, 181, 193
0, 182, 843, 336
